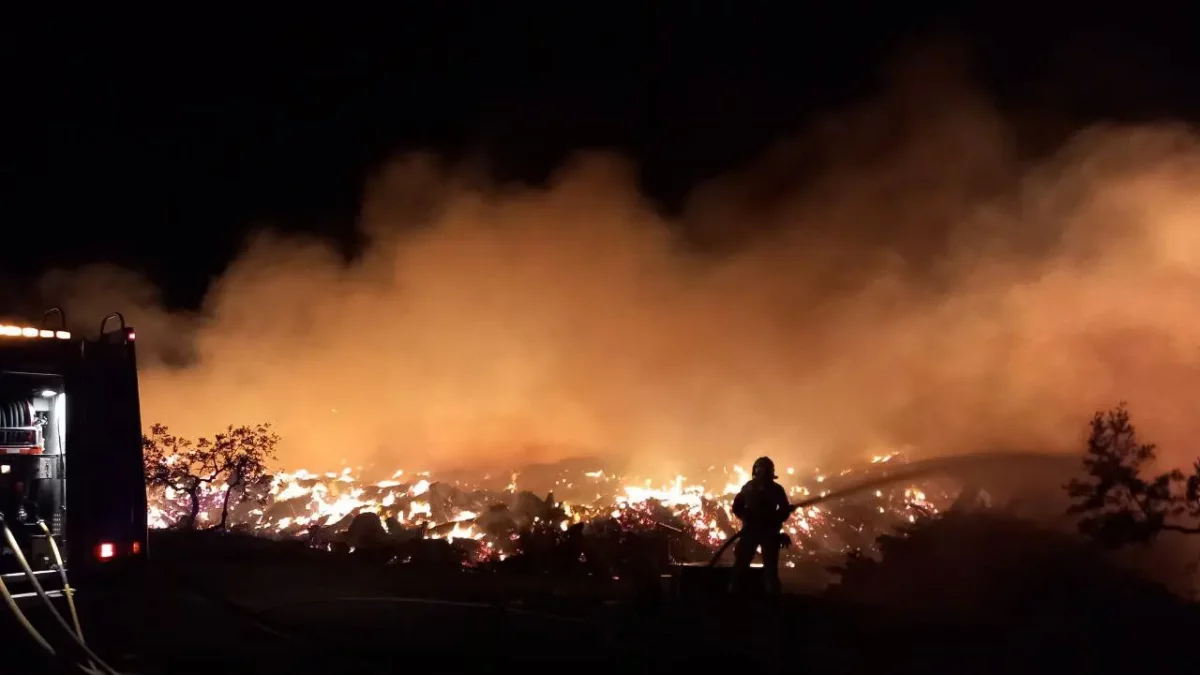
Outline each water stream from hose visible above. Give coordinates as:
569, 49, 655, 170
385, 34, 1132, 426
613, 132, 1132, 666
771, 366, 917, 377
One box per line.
708, 451, 1079, 566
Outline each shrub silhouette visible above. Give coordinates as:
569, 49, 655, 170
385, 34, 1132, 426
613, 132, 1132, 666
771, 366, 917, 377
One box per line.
826, 511, 1180, 622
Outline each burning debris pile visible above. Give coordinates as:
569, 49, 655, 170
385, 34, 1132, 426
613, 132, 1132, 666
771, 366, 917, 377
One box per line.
147, 452, 958, 573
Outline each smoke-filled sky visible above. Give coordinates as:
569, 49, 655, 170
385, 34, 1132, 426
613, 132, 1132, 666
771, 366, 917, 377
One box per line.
29, 45, 1200, 477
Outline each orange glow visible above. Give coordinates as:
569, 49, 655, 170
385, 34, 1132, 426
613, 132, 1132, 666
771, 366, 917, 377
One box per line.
35, 46, 1200, 476
0, 324, 69, 340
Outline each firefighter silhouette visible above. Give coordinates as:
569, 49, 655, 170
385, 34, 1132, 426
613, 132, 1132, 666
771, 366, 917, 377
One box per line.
730, 456, 791, 595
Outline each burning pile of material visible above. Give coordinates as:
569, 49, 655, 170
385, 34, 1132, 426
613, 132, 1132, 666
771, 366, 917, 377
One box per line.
147, 452, 952, 568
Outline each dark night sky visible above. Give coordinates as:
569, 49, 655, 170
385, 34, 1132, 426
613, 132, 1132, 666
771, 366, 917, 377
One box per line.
2, 6, 1197, 311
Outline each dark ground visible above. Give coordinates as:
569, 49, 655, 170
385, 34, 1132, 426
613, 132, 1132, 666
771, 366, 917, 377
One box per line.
6, 531, 1198, 674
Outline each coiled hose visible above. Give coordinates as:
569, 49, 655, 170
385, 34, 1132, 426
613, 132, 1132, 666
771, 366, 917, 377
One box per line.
0, 397, 35, 446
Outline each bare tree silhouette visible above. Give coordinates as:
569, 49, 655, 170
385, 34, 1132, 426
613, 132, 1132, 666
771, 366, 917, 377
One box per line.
143, 423, 278, 530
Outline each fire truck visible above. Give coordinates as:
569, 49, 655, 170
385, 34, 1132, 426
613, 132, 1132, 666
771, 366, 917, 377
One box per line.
0, 310, 147, 606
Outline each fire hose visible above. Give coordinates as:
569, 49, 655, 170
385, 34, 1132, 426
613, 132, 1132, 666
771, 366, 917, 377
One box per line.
705, 509, 798, 567
0, 514, 124, 675
707, 451, 1071, 567
150, 555, 610, 646
37, 520, 86, 641
707, 463, 942, 566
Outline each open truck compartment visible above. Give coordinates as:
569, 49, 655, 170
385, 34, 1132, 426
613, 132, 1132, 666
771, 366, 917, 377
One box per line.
0, 379, 69, 601
0, 314, 147, 605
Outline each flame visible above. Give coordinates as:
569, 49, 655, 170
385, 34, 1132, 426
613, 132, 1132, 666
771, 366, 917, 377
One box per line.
147, 449, 953, 567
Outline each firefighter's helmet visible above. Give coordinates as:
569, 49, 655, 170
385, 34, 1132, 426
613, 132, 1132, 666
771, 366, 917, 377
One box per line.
752, 456, 776, 480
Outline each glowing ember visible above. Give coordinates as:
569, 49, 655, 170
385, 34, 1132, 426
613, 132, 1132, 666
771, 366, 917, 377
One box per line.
147, 451, 953, 566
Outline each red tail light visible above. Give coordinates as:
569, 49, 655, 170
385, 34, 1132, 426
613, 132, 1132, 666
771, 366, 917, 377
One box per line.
1, 447, 43, 455
131, 541, 142, 555
95, 542, 116, 561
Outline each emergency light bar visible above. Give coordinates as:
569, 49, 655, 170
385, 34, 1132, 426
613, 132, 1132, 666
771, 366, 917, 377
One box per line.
0, 324, 70, 340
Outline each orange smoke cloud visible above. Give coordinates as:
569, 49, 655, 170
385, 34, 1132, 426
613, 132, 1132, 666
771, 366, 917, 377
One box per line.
36, 50, 1200, 477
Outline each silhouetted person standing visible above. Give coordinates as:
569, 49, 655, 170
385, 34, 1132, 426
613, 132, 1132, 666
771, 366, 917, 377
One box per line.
730, 457, 791, 596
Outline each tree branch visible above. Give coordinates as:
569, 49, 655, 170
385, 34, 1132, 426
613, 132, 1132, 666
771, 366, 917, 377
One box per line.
1067, 403, 1200, 547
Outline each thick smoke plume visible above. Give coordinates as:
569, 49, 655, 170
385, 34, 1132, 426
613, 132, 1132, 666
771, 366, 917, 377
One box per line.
39, 52, 1200, 477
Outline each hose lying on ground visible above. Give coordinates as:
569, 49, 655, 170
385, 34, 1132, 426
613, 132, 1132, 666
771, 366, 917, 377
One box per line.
38, 519, 85, 641
0, 556, 56, 654
5, 523, 637, 672
147, 561, 305, 644
6, 523, 310, 670
0, 514, 123, 675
